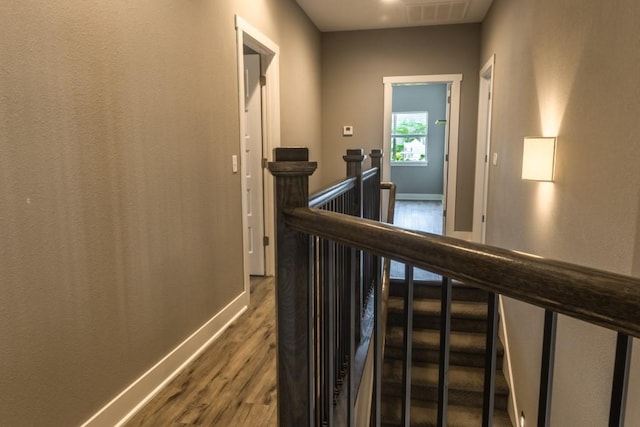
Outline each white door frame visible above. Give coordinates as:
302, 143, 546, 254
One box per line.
470, 54, 521, 427
382, 74, 463, 238
235, 16, 280, 294
472, 56, 495, 244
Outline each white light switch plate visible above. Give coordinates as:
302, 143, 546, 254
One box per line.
232, 155, 238, 173
343, 125, 354, 136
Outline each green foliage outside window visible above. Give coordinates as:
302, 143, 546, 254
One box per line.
391, 113, 428, 162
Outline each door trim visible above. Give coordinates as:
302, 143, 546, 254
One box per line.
235, 16, 280, 291
382, 74, 463, 238
472, 55, 495, 244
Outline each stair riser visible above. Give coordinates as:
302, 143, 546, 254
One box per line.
387, 312, 489, 333
384, 346, 504, 369
390, 281, 490, 303
382, 383, 509, 410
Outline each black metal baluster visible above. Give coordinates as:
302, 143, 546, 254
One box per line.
437, 276, 452, 426
401, 264, 414, 427
346, 246, 357, 426
312, 236, 321, 427
609, 333, 632, 427
482, 292, 498, 427
537, 309, 557, 427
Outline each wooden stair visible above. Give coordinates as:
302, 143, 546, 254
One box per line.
381, 279, 513, 427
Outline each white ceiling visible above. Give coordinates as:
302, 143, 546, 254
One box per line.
295, 0, 494, 32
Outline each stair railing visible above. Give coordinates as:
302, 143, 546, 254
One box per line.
269, 147, 386, 426
268, 147, 640, 427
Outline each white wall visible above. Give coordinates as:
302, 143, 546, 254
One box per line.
0, 0, 321, 424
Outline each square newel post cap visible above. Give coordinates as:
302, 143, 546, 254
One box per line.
370, 149, 383, 169
370, 149, 383, 159
343, 148, 367, 163
268, 147, 317, 177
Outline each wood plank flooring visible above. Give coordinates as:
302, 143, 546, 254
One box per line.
126, 276, 277, 426
390, 200, 443, 281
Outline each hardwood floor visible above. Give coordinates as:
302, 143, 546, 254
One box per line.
390, 200, 443, 281
392, 200, 443, 235
126, 276, 277, 426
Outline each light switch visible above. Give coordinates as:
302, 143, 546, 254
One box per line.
232, 155, 238, 173
343, 125, 354, 137
492, 152, 498, 166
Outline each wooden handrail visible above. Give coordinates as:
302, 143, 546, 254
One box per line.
309, 176, 357, 208
285, 207, 640, 338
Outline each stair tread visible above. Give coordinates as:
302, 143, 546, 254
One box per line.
389, 278, 482, 290
387, 296, 488, 319
382, 361, 510, 395
385, 327, 504, 355
380, 400, 513, 427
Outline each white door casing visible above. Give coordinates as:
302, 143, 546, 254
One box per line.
244, 54, 265, 275
472, 56, 495, 244
471, 55, 520, 427
382, 74, 463, 238
236, 16, 280, 296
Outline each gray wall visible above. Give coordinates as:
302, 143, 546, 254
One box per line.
481, 0, 640, 424
390, 84, 447, 196
0, 0, 321, 425
321, 24, 481, 231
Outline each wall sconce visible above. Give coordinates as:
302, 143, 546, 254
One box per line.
521, 136, 556, 181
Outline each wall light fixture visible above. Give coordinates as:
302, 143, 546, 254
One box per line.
522, 136, 556, 181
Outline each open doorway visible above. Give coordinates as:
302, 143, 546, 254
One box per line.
382, 74, 463, 239
235, 16, 280, 297
243, 50, 265, 275
382, 74, 462, 280
390, 83, 448, 231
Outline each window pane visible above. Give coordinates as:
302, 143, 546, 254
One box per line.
391, 112, 428, 162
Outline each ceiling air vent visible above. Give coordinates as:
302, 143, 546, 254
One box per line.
404, 0, 469, 25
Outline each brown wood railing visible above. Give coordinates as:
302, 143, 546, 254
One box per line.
269, 148, 386, 426
268, 147, 640, 427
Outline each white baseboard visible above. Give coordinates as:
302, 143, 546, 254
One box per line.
396, 193, 444, 201
81, 291, 250, 427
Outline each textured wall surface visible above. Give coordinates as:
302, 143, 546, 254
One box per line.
481, 0, 640, 424
321, 25, 481, 231
0, 0, 321, 425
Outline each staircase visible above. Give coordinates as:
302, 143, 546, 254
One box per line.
381, 278, 513, 427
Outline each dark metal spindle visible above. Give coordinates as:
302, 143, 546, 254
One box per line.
609, 333, 632, 427
537, 309, 557, 427
482, 292, 498, 427
437, 276, 452, 426
401, 264, 414, 427
346, 246, 357, 426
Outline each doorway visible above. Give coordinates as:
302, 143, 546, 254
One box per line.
235, 16, 281, 297
382, 74, 463, 239
243, 51, 265, 275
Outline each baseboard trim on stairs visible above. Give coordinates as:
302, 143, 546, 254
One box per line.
499, 295, 520, 427
80, 290, 250, 427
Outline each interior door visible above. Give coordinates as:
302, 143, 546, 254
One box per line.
244, 53, 265, 275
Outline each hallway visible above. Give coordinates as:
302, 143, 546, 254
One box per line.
390, 200, 443, 281
126, 277, 277, 426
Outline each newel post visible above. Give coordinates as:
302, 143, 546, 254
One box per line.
344, 149, 366, 340
370, 149, 383, 222
268, 147, 317, 427
343, 149, 366, 217
369, 149, 383, 427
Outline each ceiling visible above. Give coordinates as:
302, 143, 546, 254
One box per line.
295, 0, 494, 32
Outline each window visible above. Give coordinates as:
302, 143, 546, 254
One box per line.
391, 112, 428, 163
